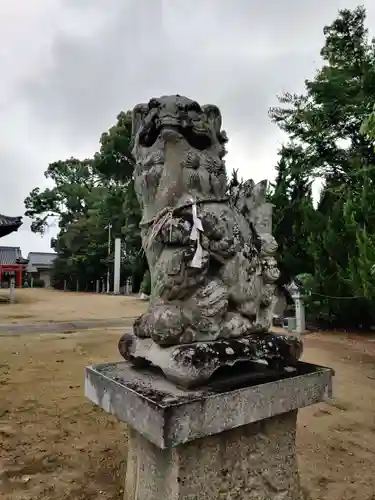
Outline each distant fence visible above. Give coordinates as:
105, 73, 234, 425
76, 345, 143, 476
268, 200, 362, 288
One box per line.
53, 278, 134, 295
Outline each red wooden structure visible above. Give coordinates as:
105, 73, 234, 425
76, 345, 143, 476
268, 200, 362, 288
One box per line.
0, 264, 25, 287
0, 213, 25, 288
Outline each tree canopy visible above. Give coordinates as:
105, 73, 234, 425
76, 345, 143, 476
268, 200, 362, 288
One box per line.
269, 5, 375, 328
25, 112, 146, 291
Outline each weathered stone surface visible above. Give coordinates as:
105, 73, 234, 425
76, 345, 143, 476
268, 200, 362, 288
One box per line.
117, 94, 297, 385
85, 360, 333, 498
85, 360, 333, 448
125, 412, 306, 500
118, 331, 303, 388
85, 94, 334, 499
128, 95, 280, 352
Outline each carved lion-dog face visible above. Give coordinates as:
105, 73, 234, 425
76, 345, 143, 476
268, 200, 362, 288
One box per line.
131, 95, 227, 153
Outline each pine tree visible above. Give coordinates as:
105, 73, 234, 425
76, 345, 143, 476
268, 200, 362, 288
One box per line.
270, 6, 375, 327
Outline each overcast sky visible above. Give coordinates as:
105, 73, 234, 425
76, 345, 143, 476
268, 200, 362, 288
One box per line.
1, 0, 374, 255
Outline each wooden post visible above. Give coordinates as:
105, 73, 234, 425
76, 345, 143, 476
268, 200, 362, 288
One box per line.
16, 269, 22, 287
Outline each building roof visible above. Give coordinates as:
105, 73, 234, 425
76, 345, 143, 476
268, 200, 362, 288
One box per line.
0, 214, 23, 238
27, 252, 56, 267
0, 246, 23, 265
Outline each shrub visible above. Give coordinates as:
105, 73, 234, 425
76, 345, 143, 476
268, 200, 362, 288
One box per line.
32, 278, 45, 288
140, 270, 151, 295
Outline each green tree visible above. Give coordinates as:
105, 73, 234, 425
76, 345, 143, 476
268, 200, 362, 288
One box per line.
269, 6, 375, 327
93, 111, 134, 184
270, 6, 375, 180
25, 111, 144, 291
24, 158, 96, 234
269, 145, 316, 285
361, 104, 375, 144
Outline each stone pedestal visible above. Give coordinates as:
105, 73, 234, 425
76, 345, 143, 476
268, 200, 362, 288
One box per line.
85, 361, 333, 499
126, 412, 302, 499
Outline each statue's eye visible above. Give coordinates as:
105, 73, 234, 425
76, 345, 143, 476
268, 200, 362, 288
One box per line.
148, 99, 159, 110
189, 101, 201, 113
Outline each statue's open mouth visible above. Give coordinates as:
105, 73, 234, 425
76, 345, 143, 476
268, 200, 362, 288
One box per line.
138, 116, 212, 151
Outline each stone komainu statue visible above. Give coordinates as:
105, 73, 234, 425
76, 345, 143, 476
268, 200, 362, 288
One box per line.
119, 95, 301, 387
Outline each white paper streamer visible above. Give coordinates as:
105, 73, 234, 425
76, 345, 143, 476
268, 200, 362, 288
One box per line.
190, 200, 204, 268
191, 238, 203, 268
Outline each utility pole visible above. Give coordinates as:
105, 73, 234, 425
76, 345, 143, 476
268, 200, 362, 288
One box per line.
106, 222, 112, 293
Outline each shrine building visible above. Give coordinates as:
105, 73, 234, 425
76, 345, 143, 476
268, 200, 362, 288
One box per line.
0, 214, 26, 287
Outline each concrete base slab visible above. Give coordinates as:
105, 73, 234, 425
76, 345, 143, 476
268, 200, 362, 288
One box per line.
85, 360, 333, 449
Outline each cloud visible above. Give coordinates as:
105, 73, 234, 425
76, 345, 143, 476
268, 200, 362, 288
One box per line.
20, 0, 375, 149
1, 0, 374, 255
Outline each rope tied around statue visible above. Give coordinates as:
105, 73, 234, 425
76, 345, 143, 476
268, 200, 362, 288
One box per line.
142, 197, 229, 269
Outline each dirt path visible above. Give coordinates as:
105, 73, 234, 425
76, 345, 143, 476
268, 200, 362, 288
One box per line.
298, 333, 375, 499
0, 329, 374, 499
0, 319, 134, 336
0, 288, 147, 325
0, 329, 125, 500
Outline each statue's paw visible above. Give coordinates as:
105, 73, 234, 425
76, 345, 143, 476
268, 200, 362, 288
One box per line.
151, 304, 185, 346
118, 332, 136, 360
219, 312, 263, 339
134, 304, 185, 347
133, 313, 153, 338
